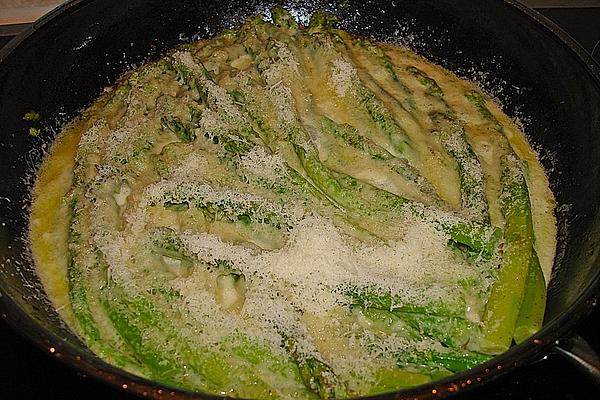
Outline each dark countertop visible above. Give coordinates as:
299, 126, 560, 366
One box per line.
1, 5, 600, 400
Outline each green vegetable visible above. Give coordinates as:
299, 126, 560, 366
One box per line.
161, 116, 196, 142
513, 249, 546, 343
348, 288, 466, 318
103, 284, 310, 397
272, 6, 299, 30
355, 38, 400, 83
354, 306, 491, 372
397, 348, 492, 373
66, 196, 152, 373
429, 111, 489, 224
355, 87, 417, 163
319, 115, 440, 200
393, 311, 479, 349
356, 367, 433, 396
480, 155, 534, 354
285, 337, 345, 399
464, 90, 503, 132
407, 66, 444, 100
308, 11, 338, 33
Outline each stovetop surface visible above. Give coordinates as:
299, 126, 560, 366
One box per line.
1, 5, 599, 400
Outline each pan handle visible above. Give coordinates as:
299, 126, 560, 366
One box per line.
554, 334, 600, 386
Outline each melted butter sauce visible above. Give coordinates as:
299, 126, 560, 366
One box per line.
30, 122, 84, 325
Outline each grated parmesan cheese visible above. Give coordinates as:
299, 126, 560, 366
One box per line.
329, 58, 357, 97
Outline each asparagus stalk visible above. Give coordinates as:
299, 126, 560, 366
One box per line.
66, 197, 103, 345
320, 115, 391, 161
272, 5, 299, 30
513, 249, 546, 343
347, 287, 466, 318
403, 64, 490, 223
347, 37, 491, 223
307, 10, 339, 34
167, 56, 209, 104
430, 112, 489, 223
282, 335, 347, 400
406, 66, 444, 100
100, 289, 192, 387
397, 348, 492, 373
292, 139, 382, 214
355, 38, 402, 84
67, 247, 102, 344
319, 115, 441, 202
393, 311, 479, 349
356, 367, 433, 396
225, 334, 318, 399
161, 116, 196, 142
348, 36, 420, 117
102, 284, 307, 398
290, 20, 499, 255
480, 154, 534, 354
295, 21, 420, 168
435, 218, 501, 260
352, 304, 478, 350
355, 87, 417, 164
308, 141, 499, 255
152, 231, 342, 399
155, 181, 294, 230
150, 227, 194, 276
67, 196, 152, 372
288, 121, 501, 256
103, 80, 132, 117
464, 90, 503, 132
354, 306, 491, 372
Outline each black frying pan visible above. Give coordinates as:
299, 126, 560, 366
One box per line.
1, 0, 600, 398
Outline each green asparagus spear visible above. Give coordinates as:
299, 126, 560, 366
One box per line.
100, 289, 190, 387
464, 90, 503, 132
354, 307, 490, 372
289, 123, 500, 256
308, 11, 338, 34
319, 115, 440, 202
167, 56, 209, 104
436, 218, 501, 260
429, 111, 489, 223
403, 65, 490, 223
352, 304, 478, 350
406, 66, 444, 100
102, 284, 312, 398
397, 348, 492, 373
480, 154, 534, 354
355, 87, 417, 164
355, 367, 432, 396
393, 311, 479, 349
225, 334, 318, 399
355, 38, 401, 84
272, 6, 299, 30
67, 196, 153, 373
282, 333, 347, 399
161, 116, 196, 142
513, 248, 546, 343
66, 196, 105, 343
347, 287, 466, 318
